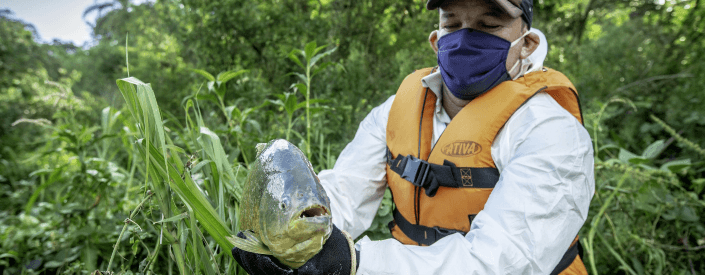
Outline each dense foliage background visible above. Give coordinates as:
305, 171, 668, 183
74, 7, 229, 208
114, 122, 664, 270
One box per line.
1, 0, 704, 274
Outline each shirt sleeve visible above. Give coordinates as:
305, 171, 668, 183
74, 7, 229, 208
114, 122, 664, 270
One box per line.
318, 95, 396, 239
355, 93, 595, 275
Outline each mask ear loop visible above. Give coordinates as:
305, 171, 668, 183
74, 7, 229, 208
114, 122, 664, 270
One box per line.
508, 31, 533, 80
510, 31, 531, 47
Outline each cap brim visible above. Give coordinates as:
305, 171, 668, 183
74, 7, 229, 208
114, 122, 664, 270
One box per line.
427, 0, 523, 19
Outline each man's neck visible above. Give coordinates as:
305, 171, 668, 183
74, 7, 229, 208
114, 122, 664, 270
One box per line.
441, 83, 472, 119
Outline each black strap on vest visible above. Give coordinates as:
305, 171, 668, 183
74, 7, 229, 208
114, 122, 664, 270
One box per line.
386, 147, 500, 197
390, 208, 582, 274
389, 209, 466, 246
550, 239, 583, 275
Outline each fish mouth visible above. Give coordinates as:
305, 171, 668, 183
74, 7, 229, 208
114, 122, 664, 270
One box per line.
295, 204, 330, 219
267, 204, 331, 260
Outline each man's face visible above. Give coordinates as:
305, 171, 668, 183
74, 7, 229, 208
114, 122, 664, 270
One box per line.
430, 0, 532, 78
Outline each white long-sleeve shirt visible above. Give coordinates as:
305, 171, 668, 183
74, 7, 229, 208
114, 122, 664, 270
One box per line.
318, 29, 595, 275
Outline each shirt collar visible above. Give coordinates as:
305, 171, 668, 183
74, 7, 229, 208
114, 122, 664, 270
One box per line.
420, 70, 451, 124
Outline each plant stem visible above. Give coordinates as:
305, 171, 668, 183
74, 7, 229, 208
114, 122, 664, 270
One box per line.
286, 114, 292, 140
586, 168, 631, 275
107, 191, 154, 272
650, 114, 705, 157
305, 64, 312, 158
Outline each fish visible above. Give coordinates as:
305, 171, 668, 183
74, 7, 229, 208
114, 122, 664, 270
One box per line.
227, 139, 332, 269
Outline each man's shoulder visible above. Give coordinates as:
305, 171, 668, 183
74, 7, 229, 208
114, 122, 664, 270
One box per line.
513, 92, 582, 128
527, 67, 576, 90
401, 67, 435, 83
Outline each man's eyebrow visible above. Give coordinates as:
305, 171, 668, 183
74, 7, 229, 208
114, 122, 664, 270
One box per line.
441, 12, 455, 19
483, 0, 507, 17
484, 6, 505, 17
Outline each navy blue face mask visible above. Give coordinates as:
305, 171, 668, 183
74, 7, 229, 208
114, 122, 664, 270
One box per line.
437, 28, 529, 100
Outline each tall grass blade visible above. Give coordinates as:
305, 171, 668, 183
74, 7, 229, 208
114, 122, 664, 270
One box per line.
116, 78, 234, 252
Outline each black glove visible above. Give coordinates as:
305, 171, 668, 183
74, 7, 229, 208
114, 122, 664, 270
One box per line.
231, 225, 359, 275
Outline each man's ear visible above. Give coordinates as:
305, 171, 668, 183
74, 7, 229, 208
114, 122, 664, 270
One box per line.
429, 30, 439, 54
520, 32, 540, 59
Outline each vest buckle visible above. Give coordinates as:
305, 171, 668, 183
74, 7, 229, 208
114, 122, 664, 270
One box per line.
401, 156, 430, 188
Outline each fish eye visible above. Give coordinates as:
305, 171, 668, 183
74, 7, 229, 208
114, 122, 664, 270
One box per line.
279, 202, 286, 209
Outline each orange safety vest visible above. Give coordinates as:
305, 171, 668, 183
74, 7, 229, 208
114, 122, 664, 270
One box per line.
385, 67, 588, 275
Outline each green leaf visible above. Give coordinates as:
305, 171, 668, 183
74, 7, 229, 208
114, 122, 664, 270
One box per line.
618, 148, 649, 164
679, 206, 699, 222
642, 140, 665, 159
0, 253, 19, 260
309, 46, 337, 68
216, 69, 248, 84
192, 69, 216, 82
288, 49, 305, 69
660, 159, 691, 173
196, 93, 220, 105
304, 41, 318, 63
138, 142, 233, 249
44, 260, 64, 268
153, 212, 189, 224
230, 106, 242, 121
191, 160, 213, 174
291, 83, 308, 97
25, 167, 64, 213
291, 72, 307, 83
692, 178, 705, 194
312, 61, 335, 77
598, 144, 621, 153
166, 145, 186, 155
285, 93, 298, 115
630, 256, 645, 275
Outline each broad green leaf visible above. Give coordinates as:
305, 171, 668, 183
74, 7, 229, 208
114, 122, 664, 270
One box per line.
292, 83, 307, 97
660, 159, 691, 173
285, 93, 298, 115
196, 93, 220, 105
678, 206, 699, 222
304, 41, 318, 63
618, 148, 649, 164
642, 140, 665, 159
192, 69, 215, 82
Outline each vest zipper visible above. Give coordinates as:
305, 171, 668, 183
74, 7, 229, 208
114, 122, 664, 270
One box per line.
414, 88, 431, 233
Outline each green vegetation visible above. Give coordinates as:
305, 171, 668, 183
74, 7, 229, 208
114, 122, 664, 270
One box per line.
1, 0, 704, 274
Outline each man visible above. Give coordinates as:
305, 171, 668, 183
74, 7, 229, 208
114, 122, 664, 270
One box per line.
232, 0, 594, 274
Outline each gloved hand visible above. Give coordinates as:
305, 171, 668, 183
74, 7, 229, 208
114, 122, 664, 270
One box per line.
231, 224, 359, 275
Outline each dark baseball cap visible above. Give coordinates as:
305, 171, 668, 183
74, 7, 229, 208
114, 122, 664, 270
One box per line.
427, 0, 533, 28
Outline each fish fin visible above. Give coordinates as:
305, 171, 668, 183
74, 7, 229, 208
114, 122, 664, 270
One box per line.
227, 231, 273, 256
